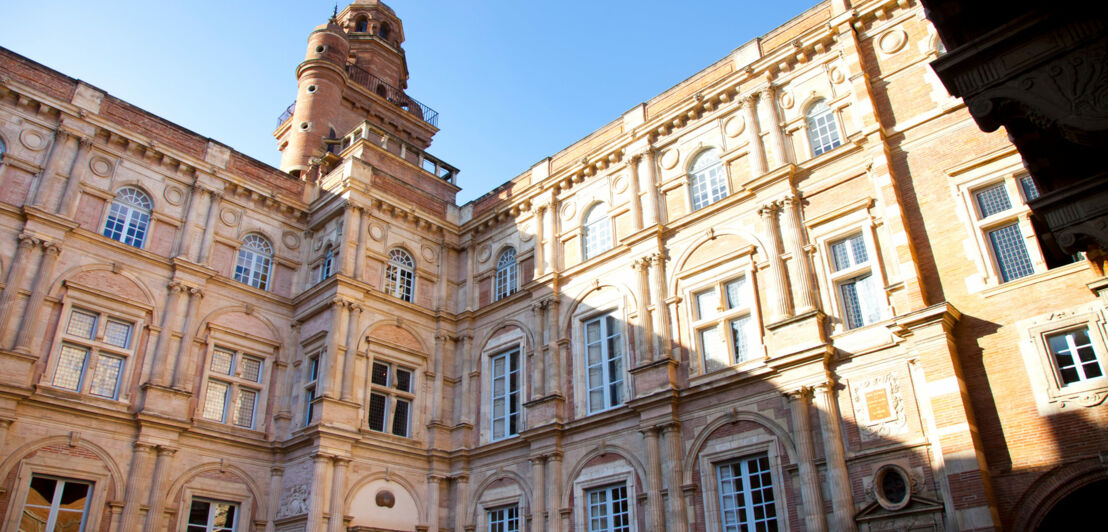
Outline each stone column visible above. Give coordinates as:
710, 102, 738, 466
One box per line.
196, 189, 221, 265
431, 334, 447, 423
118, 442, 156, 532
341, 205, 357, 277
0, 234, 39, 347
548, 452, 563, 532
815, 382, 857, 532
760, 87, 789, 168
107, 502, 125, 532
57, 136, 93, 216
307, 454, 333, 532
328, 457, 349, 532
427, 474, 445, 531
781, 196, 818, 313
320, 298, 346, 399
545, 298, 561, 395
534, 204, 546, 277
465, 243, 476, 311
0, 419, 12, 450
30, 130, 76, 206
454, 475, 469, 532
759, 203, 793, 322
266, 466, 284, 532
543, 200, 557, 273
741, 97, 767, 176
150, 282, 185, 385
628, 154, 644, 231
170, 287, 203, 390
142, 446, 177, 532
648, 254, 670, 359
341, 303, 362, 401
787, 388, 827, 532
460, 333, 474, 425
13, 241, 61, 354
278, 323, 300, 417
661, 423, 688, 532
172, 184, 203, 259
354, 206, 368, 281
632, 258, 653, 364
531, 301, 547, 400
641, 427, 666, 529
642, 149, 661, 226
531, 456, 547, 532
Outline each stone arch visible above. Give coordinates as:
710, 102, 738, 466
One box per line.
681, 410, 798, 484
195, 304, 282, 344
684, 143, 725, 172
668, 228, 765, 294
362, 318, 429, 355
1012, 457, 1108, 531
48, 263, 159, 322
163, 461, 266, 517
476, 320, 535, 358
107, 181, 159, 212
561, 281, 639, 340
0, 435, 126, 499
467, 469, 533, 529
561, 442, 649, 508
345, 470, 426, 528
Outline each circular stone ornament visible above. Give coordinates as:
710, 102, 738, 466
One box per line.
163, 186, 185, 206
660, 149, 680, 170
873, 465, 912, 511
422, 244, 437, 263
724, 115, 746, 138
219, 207, 241, 227
477, 244, 491, 263
878, 29, 908, 54
90, 156, 114, 177
779, 91, 795, 110
369, 223, 385, 241
19, 128, 47, 151
375, 490, 395, 508
282, 231, 301, 250
613, 175, 628, 194
560, 201, 576, 221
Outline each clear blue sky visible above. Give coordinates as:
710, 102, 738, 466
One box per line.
1, 1, 817, 203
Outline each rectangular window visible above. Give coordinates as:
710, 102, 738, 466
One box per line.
201, 347, 265, 429
367, 361, 416, 437
987, 223, 1035, 282
692, 277, 756, 373
187, 498, 238, 532
20, 475, 92, 532
487, 505, 520, 532
1048, 328, 1104, 386
717, 454, 777, 532
584, 314, 623, 413
586, 484, 631, 532
304, 352, 320, 426
828, 234, 883, 330
490, 348, 521, 440
52, 308, 135, 399
966, 177, 1064, 283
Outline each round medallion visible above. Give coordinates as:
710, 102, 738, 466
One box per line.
19, 128, 47, 151
163, 186, 185, 206
477, 244, 491, 263
369, 223, 385, 241
724, 115, 746, 138
829, 66, 846, 84
520, 222, 534, 241
878, 29, 908, 54
779, 91, 795, 110
375, 490, 395, 508
560, 201, 576, 221
422, 245, 437, 263
612, 175, 628, 194
89, 156, 114, 177
282, 230, 301, 250
660, 149, 680, 170
219, 207, 241, 227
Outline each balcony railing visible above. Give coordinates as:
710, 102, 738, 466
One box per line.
345, 64, 439, 128
277, 100, 296, 128
339, 120, 457, 184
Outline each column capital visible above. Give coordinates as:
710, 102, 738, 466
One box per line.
531, 299, 549, 312
647, 252, 666, 266
167, 280, 188, 294
77, 136, 94, 150
41, 241, 62, 256
781, 194, 802, 209
659, 421, 681, 435
758, 85, 777, 101
17, 233, 40, 248
132, 441, 156, 453
187, 286, 204, 298
758, 202, 780, 217
785, 386, 815, 402
270, 465, 286, 475
639, 425, 662, 437
331, 455, 352, 466
427, 473, 448, 484
528, 455, 548, 465
155, 445, 179, 457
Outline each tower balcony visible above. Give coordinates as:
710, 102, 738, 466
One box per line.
345, 64, 439, 128
335, 120, 458, 184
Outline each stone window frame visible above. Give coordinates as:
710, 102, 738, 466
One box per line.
308, 245, 336, 287
185, 497, 241, 531
581, 202, 614, 262
175, 479, 254, 532
42, 285, 148, 405
3, 458, 112, 532
384, 247, 416, 303
481, 329, 527, 444
494, 246, 518, 302
101, 185, 154, 250
803, 98, 844, 157
194, 324, 276, 435
678, 246, 765, 379
570, 291, 631, 419
688, 147, 729, 212
233, 233, 275, 291
697, 435, 788, 532
947, 149, 1050, 292
572, 467, 639, 532
362, 340, 424, 440
478, 493, 525, 532
1020, 305, 1108, 411
809, 205, 891, 335
296, 331, 328, 429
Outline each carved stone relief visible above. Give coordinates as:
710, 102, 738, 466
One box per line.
851, 374, 908, 442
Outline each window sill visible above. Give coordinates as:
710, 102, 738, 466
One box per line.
982, 261, 1089, 298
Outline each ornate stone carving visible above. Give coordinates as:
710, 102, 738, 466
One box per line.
89, 156, 114, 177
219, 207, 241, 227
850, 374, 908, 442
878, 29, 908, 54
724, 115, 746, 138
163, 185, 185, 206
659, 148, 679, 170
276, 484, 309, 518
19, 128, 47, 151
282, 230, 301, 250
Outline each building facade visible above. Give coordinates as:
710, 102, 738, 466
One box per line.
0, 0, 1105, 531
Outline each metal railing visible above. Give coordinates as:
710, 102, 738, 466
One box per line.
277, 100, 296, 128
345, 64, 439, 128
339, 120, 457, 184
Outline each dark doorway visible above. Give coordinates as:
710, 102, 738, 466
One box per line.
1038, 479, 1108, 530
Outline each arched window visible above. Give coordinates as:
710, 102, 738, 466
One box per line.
689, 149, 727, 211
384, 248, 415, 302
495, 248, 517, 301
102, 186, 153, 248
805, 99, 842, 156
582, 204, 612, 261
379, 22, 391, 40
354, 16, 368, 33
0, 136, 6, 161
234, 234, 274, 290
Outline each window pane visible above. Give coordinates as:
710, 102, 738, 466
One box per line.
975, 183, 1012, 218
232, 389, 257, 428
89, 355, 123, 398
103, 319, 133, 349
840, 277, 865, 330
730, 315, 752, 363
27, 476, 57, 506
210, 350, 234, 375
806, 101, 842, 156
66, 310, 97, 339
394, 368, 412, 392
240, 356, 263, 382
830, 234, 867, 271
188, 500, 212, 525
54, 345, 89, 391
392, 398, 410, 436
58, 481, 89, 510
1020, 175, 1040, 201
202, 381, 229, 422
371, 362, 390, 386
213, 502, 237, 528
695, 289, 718, 320
368, 393, 387, 431
725, 277, 747, 310
701, 327, 729, 372
987, 223, 1034, 282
